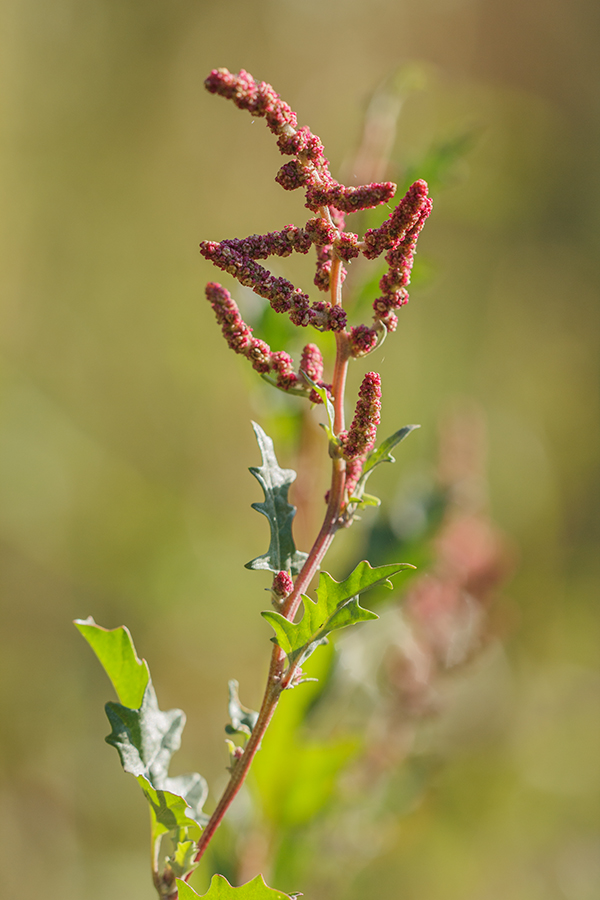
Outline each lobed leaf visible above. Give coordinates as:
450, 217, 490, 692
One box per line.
74, 617, 149, 709
105, 683, 208, 827
105, 682, 184, 783
262, 560, 413, 666
245, 422, 308, 575
176, 874, 293, 899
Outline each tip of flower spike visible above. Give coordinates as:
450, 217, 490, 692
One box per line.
204, 67, 298, 133
362, 179, 431, 260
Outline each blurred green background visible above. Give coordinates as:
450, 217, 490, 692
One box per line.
1, 0, 599, 898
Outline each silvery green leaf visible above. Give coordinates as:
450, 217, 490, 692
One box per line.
245, 422, 308, 575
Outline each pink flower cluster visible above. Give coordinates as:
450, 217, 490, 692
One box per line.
206, 282, 331, 400
340, 372, 382, 460
271, 570, 294, 600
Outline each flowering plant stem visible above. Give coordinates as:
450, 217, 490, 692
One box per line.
76, 67, 431, 900
190, 269, 349, 871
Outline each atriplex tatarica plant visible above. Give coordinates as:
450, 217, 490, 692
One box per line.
76, 67, 432, 900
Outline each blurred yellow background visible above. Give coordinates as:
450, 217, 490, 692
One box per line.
1, 1, 598, 898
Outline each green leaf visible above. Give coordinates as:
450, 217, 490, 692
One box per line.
74, 617, 149, 708
245, 422, 308, 575
168, 840, 198, 879
78, 620, 208, 881
105, 682, 184, 782
348, 491, 381, 508
225, 679, 259, 737
177, 873, 293, 899
137, 775, 203, 842
262, 560, 413, 666
105, 683, 208, 827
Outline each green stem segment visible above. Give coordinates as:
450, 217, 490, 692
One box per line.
188, 241, 350, 876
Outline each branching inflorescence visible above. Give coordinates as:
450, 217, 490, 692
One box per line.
201, 67, 431, 499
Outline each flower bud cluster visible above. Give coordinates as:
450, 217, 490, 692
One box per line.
271, 570, 294, 600
339, 372, 382, 460
348, 324, 379, 357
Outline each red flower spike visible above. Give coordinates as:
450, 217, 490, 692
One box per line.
207, 283, 304, 388
362, 180, 430, 259
221, 226, 312, 260
305, 181, 396, 214
340, 372, 382, 460
204, 69, 298, 135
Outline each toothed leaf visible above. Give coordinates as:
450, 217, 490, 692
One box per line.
176, 873, 293, 899
74, 617, 149, 708
245, 422, 308, 575
262, 560, 413, 666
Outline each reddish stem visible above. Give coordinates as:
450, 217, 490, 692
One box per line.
187, 225, 350, 880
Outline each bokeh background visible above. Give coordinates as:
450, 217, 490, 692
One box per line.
1, 0, 599, 898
